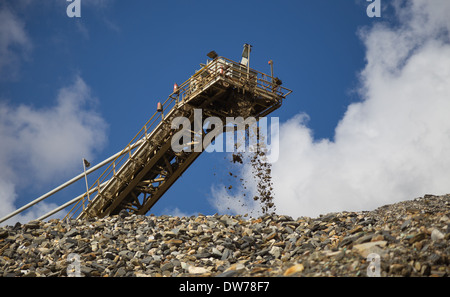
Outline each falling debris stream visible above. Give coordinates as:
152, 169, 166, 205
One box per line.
221, 123, 277, 215
230, 150, 276, 215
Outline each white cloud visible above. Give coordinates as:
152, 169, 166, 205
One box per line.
0, 76, 108, 225
212, 0, 450, 218
159, 207, 198, 218
0, 5, 32, 80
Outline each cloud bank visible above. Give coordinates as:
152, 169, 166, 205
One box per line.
0, 5, 32, 80
0, 3, 109, 225
0, 76, 108, 224
213, 0, 450, 218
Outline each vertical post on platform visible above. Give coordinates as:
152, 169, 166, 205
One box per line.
157, 102, 164, 120
268, 60, 274, 80
82, 158, 91, 209
246, 44, 251, 79
174, 83, 179, 104
241, 43, 252, 79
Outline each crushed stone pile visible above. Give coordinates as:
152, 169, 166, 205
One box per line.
0, 194, 449, 277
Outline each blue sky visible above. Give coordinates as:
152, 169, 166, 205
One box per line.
1, 0, 450, 224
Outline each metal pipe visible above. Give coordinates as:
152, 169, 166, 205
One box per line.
36, 181, 107, 221
0, 139, 144, 224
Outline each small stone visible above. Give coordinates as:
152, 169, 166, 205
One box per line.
420, 264, 431, 276
217, 270, 239, 277
114, 267, 126, 277
283, 264, 304, 276
265, 231, 277, 241
414, 261, 421, 272
221, 248, 232, 260
354, 234, 373, 244
349, 226, 363, 234
188, 266, 209, 274
81, 266, 94, 276
371, 234, 384, 242
211, 247, 222, 257
412, 240, 423, 251
390, 263, 404, 274
431, 229, 444, 241
439, 215, 449, 222
408, 232, 426, 244
23, 271, 37, 277
400, 219, 411, 231
225, 263, 246, 272
325, 249, 345, 261
167, 239, 183, 246
37, 247, 51, 255
427, 253, 442, 265
118, 209, 129, 219
65, 229, 79, 238
352, 241, 387, 257
0, 229, 8, 239
340, 233, 364, 247
104, 251, 116, 260
164, 231, 177, 238
24, 221, 40, 230
269, 246, 282, 259
161, 262, 174, 272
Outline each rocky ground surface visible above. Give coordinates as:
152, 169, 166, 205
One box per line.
0, 194, 449, 277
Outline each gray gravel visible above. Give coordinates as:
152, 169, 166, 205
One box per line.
0, 194, 448, 277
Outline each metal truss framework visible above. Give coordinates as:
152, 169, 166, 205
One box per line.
66, 56, 292, 220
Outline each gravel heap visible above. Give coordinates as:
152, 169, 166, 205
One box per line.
0, 194, 449, 277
